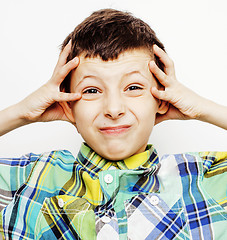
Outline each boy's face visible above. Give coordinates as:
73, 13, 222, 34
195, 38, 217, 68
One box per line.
69, 49, 163, 160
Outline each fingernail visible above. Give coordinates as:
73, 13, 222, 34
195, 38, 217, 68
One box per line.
153, 44, 158, 50
149, 61, 155, 67
73, 57, 79, 63
74, 92, 81, 97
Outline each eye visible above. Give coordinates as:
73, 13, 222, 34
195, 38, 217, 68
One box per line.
124, 83, 145, 97
126, 85, 143, 91
83, 88, 100, 94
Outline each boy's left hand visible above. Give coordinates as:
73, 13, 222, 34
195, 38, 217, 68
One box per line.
149, 45, 206, 125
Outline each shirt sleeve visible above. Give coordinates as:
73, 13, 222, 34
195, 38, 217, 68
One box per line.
199, 151, 227, 210
0, 153, 40, 210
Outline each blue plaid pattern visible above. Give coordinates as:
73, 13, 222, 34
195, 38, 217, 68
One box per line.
0, 144, 226, 239
126, 194, 189, 239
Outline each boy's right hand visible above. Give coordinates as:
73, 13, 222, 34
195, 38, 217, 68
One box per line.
17, 41, 81, 123
0, 41, 81, 136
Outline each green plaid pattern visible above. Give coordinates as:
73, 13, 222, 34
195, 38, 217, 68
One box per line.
0, 143, 226, 239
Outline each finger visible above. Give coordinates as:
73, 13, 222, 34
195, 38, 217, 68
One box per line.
58, 40, 72, 66
151, 86, 171, 102
55, 92, 82, 102
52, 57, 79, 85
149, 61, 170, 87
54, 40, 72, 73
153, 45, 175, 75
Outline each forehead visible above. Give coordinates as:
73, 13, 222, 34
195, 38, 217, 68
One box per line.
72, 49, 153, 80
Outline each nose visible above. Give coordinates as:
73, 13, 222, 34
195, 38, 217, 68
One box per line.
103, 92, 125, 119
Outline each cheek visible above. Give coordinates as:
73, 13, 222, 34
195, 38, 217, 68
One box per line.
127, 94, 159, 120
71, 100, 100, 128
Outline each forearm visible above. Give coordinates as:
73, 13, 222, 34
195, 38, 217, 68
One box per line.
0, 104, 30, 136
199, 99, 227, 130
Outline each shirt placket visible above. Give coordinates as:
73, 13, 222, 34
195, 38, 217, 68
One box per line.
98, 169, 154, 239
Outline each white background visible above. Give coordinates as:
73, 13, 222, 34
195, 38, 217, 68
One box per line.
0, 0, 226, 157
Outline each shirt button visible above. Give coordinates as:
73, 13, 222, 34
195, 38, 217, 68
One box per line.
104, 174, 113, 184
101, 216, 111, 223
109, 166, 117, 170
58, 198, 65, 208
150, 195, 159, 206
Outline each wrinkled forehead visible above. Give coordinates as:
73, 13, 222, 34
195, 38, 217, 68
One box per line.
72, 49, 154, 82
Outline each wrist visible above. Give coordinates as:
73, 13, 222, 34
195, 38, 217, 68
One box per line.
196, 97, 214, 122
12, 102, 33, 124
196, 98, 227, 130
7, 103, 34, 128
0, 104, 31, 136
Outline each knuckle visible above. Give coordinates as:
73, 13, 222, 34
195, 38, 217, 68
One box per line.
56, 69, 65, 79
163, 75, 168, 83
59, 92, 69, 100
161, 90, 170, 100
55, 92, 63, 102
62, 44, 71, 55
57, 92, 64, 99
161, 91, 167, 99
41, 83, 53, 94
67, 59, 78, 69
66, 61, 74, 70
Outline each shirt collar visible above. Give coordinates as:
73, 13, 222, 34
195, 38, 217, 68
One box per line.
76, 142, 159, 178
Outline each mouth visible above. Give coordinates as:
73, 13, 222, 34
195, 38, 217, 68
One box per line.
99, 125, 131, 136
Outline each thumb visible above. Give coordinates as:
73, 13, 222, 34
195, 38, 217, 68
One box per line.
55, 92, 82, 102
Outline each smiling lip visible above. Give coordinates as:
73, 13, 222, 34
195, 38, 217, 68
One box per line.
99, 125, 131, 135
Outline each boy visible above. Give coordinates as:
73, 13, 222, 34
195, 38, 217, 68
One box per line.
0, 8, 226, 239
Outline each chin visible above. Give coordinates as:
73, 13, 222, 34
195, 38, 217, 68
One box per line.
103, 153, 130, 161
99, 146, 134, 161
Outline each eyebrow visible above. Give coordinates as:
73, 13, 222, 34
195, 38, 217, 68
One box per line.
76, 75, 101, 87
77, 69, 149, 87
124, 70, 149, 80
81, 71, 142, 79
81, 75, 100, 80
125, 70, 141, 76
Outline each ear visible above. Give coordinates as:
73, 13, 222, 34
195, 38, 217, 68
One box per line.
59, 101, 75, 123
157, 100, 169, 115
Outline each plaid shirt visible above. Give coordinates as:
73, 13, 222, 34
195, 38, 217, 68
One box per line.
0, 143, 226, 239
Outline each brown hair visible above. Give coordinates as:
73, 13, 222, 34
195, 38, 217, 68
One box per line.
60, 8, 165, 92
